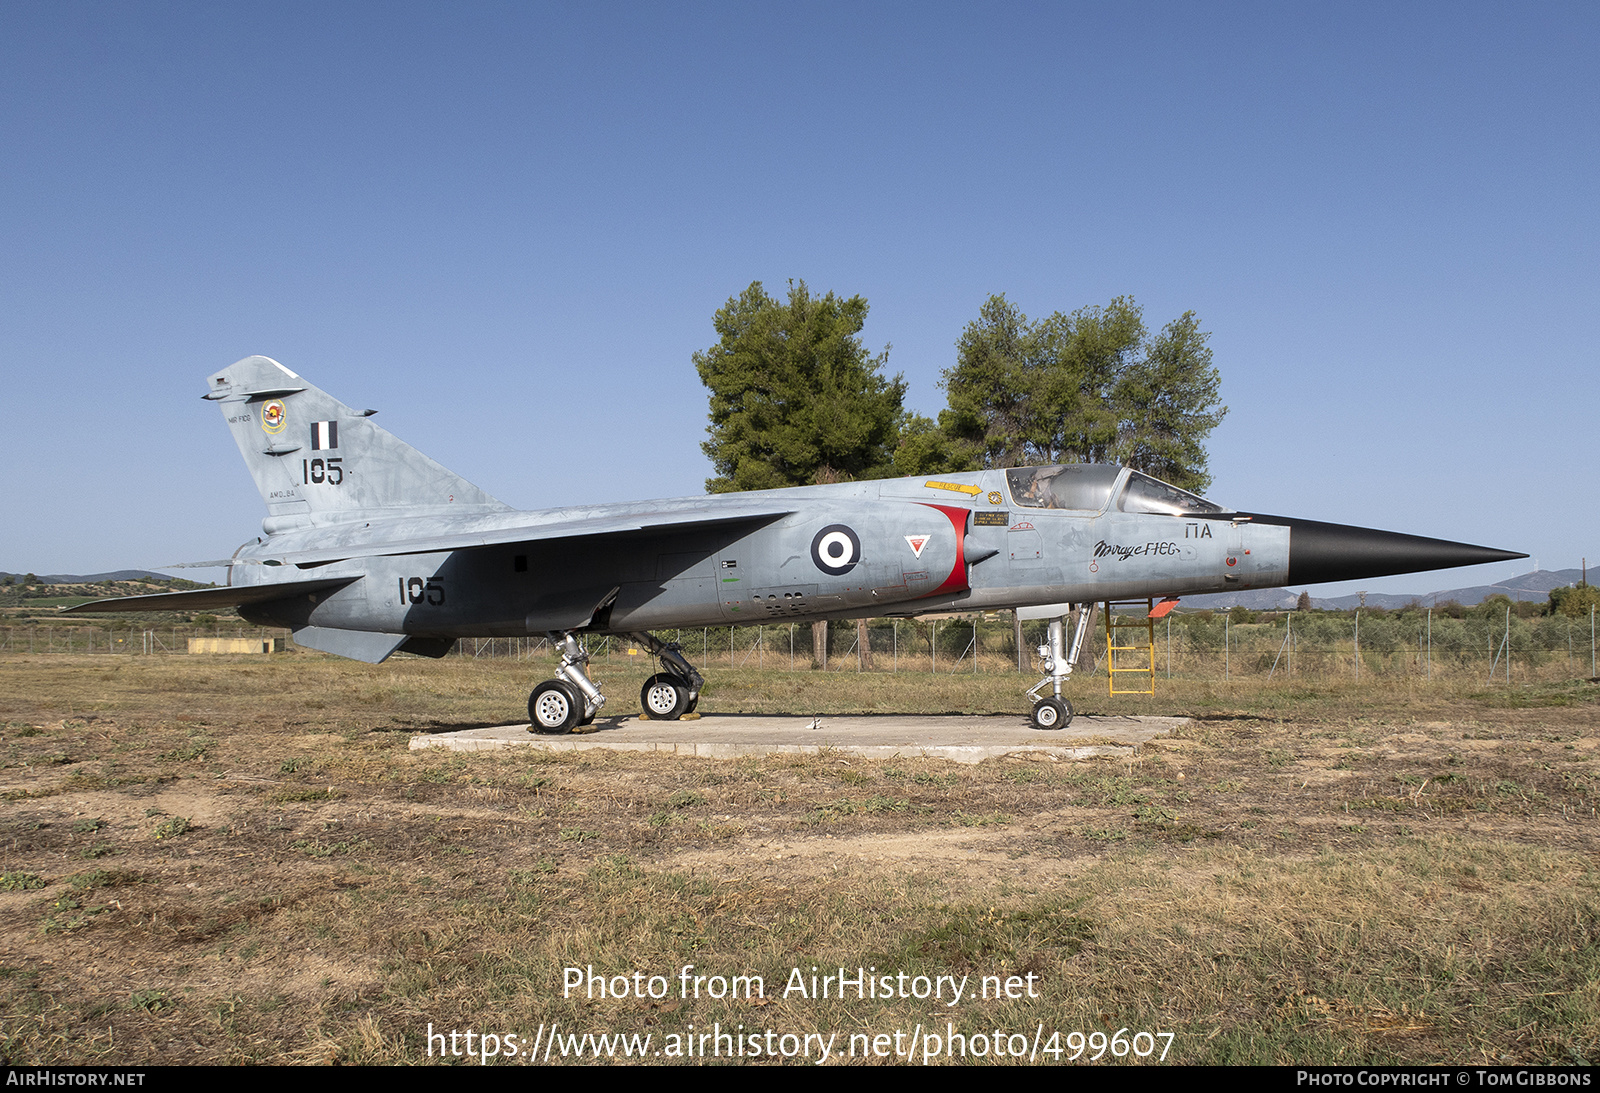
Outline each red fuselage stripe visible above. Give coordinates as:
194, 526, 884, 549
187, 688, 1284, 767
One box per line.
917, 503, 971, 597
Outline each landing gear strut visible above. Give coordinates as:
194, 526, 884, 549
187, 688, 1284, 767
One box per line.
1025, 604, 1095, 731
629, 631, 703, 721
525, 631, 705, 733
527, 633, 604, 734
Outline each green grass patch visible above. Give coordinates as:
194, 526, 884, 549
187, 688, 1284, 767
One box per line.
150, 816, 191, 840
0, 872, 47, 891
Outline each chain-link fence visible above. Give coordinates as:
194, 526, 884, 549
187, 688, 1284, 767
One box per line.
1131, 609, 1599, 683
6, 608, 1596, 682
0, 626, 232, 654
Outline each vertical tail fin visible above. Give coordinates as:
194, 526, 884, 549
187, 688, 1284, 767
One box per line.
205, 356, 508, 529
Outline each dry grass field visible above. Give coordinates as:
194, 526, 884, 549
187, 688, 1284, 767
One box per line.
0, 650, 1595, 1065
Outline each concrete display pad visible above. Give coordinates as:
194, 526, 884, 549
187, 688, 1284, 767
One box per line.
409, 712, 1186, 764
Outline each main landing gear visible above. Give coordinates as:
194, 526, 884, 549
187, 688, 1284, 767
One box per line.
1025, 604, 1095, 731
527, 633, 605, 734
526, 631, 705, 734
630, 631, 703, 722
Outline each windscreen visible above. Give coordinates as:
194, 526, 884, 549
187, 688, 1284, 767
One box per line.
1117, 472, 1229, 516
1006, 465, 1123, 512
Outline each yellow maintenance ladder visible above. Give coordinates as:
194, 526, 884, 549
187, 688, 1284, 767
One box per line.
1104, 598, 1157, 695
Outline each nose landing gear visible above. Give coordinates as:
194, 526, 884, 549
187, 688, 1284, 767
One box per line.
1024, 603, 1095, 731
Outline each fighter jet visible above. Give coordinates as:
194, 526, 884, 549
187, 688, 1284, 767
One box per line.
68, 356, 1525, 731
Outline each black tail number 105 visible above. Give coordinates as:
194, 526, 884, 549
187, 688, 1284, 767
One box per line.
302, 457, 344, 485
398, 578, 445, 606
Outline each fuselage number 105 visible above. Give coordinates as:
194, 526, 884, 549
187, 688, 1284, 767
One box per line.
398, 578, 445, 606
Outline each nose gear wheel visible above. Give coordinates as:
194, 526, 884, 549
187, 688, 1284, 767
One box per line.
1030, 697, 1072, 730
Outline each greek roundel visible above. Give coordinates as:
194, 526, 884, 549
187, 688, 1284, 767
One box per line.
810, 524, 861, 576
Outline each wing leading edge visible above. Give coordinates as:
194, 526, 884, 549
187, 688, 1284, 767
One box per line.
260, 503, 798, 567
60, 576, 361, 614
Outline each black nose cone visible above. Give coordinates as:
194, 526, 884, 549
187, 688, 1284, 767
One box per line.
1240, 513, 1527, 586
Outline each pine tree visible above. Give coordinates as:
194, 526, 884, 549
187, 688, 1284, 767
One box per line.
695, 281, 906, 493
940, 295, 1227, 491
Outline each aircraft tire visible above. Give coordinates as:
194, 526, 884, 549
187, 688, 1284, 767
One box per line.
1030, 697, 1072, 731
529, 680, 582, 734
641, 674, 688, 720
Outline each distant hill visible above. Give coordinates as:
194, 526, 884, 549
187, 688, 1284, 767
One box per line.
0, 570, 179, 585
1, 572, 218, 604
1180, 568, 1587, 612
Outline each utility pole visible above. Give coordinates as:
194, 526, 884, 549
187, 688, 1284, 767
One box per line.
1505, 604, 1512, 683
1355, 593, 1365, 680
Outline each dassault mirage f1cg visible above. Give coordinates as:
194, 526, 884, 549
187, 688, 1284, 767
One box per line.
70, 356, 1525, 731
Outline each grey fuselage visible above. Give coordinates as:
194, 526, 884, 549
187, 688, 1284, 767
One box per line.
232, 467, 1285, 640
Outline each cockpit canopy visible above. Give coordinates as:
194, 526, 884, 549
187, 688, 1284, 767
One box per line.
1005, 465, 1229, 516
1006, 465, 1122, 512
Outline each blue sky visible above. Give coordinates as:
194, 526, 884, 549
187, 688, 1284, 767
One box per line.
2, 2, 1594, 598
